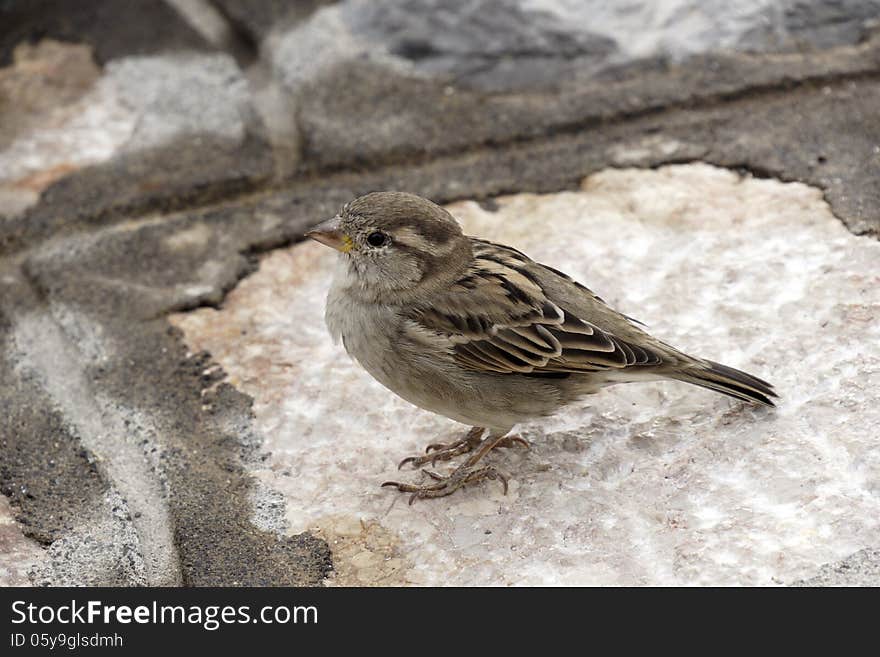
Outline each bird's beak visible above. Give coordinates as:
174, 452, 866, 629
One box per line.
305, 217, 354, 253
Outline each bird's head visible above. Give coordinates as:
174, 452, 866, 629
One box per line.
307, 192, 472, 302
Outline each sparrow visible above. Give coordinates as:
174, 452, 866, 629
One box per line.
307, 191, 777, 503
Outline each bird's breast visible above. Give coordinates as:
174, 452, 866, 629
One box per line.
325, 288, 408, 385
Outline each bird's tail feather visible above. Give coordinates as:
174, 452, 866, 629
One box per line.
670, 360, 778, 407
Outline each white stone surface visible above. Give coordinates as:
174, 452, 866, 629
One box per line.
171, 164, 880, 586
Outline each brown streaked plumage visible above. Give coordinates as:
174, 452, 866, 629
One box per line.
307, 191, 777, 503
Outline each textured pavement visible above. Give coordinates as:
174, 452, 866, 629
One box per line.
1, 0, 878, 586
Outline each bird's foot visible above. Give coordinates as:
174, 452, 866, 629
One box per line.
382, 464, 508, 505
384, 432, 522, 504
397, 427, 529, 470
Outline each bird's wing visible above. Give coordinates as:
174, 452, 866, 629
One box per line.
408, 239, 667, 375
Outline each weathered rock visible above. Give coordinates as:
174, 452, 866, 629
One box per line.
266, 0, 880, 172
0, 50, 273, 253
171, 164, 880, 585
344, 0, 618, 92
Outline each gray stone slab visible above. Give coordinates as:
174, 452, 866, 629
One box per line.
271, 76, 880, 237
289, 34, 880, 173
344, 0, 618, 92
266, 0, 880, 173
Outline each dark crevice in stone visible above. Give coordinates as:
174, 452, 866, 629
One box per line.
207, 1, 259, 54
159, 296, 225, 316
645, 157, 714, 171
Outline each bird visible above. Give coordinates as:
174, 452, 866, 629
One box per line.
306, 191, 777, 504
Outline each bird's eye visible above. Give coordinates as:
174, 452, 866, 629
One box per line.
366, 231, 388, 247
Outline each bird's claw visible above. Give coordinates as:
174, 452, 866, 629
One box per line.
382, 465, 508, 505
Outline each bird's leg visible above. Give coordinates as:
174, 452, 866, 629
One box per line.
397, 426, 529, 470
383, 433, 515, 504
